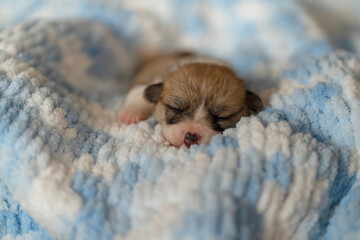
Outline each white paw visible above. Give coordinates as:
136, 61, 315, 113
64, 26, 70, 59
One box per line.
117, 108, 148, 125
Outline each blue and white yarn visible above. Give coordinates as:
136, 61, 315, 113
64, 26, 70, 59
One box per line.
0, 0, 359, 239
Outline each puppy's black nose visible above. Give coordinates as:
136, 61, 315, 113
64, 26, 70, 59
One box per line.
184, 132, 199, 148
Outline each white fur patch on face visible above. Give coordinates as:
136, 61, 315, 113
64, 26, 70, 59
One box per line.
193, 102, 207, 122
164, 106, 214, 145
163, 102, 218, 147
163, 121, 217, 147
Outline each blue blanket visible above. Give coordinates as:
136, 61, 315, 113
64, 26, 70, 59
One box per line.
0, 0, 360, 239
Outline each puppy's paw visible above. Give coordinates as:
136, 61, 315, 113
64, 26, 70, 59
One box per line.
117, 108, 148, 125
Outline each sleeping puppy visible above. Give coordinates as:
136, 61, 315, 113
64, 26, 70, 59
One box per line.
118, 52, 263, 148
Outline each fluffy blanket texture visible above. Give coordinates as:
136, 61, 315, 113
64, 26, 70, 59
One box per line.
0, 0, 360, 239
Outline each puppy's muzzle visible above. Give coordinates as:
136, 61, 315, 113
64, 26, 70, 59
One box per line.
184, 132, 200, 148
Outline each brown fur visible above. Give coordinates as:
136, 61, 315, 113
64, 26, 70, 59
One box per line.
158, 63, 249, 131
131, 52, 195, 87
120, 52, 263, 146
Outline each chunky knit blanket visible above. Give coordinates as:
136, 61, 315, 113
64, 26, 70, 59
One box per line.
0, 0, 360, 239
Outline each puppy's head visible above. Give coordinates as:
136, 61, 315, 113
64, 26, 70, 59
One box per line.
145, 63, 263, 147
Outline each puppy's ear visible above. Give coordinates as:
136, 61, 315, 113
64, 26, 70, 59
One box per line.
245, 90, 263, 115
144, 83, 163, 103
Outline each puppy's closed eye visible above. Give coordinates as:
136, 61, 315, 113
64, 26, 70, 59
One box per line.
164, 104, 185, 114
216, 111, 242, 121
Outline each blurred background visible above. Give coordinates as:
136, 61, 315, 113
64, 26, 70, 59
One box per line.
1, 0, 359, 52
0, 0, 359, 104
300, 0, 360, 53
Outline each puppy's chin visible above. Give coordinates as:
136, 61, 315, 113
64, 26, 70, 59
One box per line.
162, 121, 218, 147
